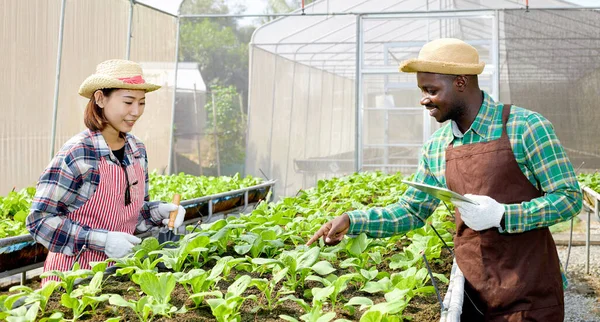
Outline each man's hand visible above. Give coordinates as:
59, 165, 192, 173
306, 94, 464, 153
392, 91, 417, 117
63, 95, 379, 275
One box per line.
452, 194, 505, 231
306, 213, 350, 246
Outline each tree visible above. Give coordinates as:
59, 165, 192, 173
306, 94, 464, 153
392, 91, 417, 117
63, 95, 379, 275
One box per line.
204, 85, 246, 169
178, 0, 255, 108
262, 0, 316, 23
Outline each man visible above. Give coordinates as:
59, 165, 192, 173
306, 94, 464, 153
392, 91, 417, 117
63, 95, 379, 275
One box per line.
306, 38, 582, 321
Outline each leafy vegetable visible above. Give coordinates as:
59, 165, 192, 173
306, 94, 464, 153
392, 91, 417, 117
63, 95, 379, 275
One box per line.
148, 172, 262, 201
0, 187, 35, 238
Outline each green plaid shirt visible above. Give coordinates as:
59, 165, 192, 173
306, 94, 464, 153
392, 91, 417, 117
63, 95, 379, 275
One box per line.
348, 92, 582, 288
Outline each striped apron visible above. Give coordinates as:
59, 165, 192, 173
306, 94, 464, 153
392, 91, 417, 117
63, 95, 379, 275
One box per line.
42, 157, 145, 284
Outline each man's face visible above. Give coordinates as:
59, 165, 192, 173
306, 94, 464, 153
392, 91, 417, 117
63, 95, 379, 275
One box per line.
416, 72, 462, 123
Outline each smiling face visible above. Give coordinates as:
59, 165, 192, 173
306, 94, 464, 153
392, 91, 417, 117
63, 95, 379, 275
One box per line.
95, 89, 146, 137
416, 72, 465, 123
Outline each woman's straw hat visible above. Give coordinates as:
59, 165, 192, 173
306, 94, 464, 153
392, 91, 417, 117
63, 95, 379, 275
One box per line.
399, 38, 485, 75
79, 59, 161, 98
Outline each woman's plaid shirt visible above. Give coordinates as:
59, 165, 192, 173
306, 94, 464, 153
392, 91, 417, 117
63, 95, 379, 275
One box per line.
26, 130, 162, 256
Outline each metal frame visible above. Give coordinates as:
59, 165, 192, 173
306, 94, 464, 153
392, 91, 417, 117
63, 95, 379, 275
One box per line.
0, 180, 275, 281
353, 10, 498, 171
43, 1, 600, 174
581, 185, 600, 274
247, 5, 600, 177
167, 2, 185, 174
48, 0, 67, 159
25, 0, 599, 285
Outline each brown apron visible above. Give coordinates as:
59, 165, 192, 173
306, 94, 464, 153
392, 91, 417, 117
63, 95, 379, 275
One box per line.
445, 104, 564, 321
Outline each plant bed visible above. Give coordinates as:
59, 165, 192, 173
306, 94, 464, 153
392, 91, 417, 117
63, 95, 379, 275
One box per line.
51, 253, 451, 321
5, 238, 452, 322
1, 172, 454, 321
0, 240, 48, 274
0, 187, 35, 239
578, 172, 600, 210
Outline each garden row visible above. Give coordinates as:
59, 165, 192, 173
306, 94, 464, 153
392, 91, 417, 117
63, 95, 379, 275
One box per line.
0, 172, 264, 239
3, 172, 598, 240
1, 172, 455, 322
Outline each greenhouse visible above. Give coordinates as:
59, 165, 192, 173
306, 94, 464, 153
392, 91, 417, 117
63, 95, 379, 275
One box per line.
1, 0, 600, 321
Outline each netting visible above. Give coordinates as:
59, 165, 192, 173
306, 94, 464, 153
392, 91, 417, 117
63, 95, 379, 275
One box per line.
504, 9, 600, 171
2, 0, 598, 200
247, 3, 599, 198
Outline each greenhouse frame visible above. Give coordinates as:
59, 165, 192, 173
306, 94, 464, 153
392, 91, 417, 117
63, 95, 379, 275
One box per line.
1, 0, 599, 198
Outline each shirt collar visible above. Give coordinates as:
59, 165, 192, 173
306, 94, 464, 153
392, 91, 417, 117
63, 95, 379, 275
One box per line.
89, 130, 142, 163
451, 91, 498, 140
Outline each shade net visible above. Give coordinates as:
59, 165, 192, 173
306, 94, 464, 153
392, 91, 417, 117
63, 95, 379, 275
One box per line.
504, 9, 600, 172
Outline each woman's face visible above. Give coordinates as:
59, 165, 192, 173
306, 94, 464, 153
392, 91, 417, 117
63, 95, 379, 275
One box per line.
97, 89, 146, 134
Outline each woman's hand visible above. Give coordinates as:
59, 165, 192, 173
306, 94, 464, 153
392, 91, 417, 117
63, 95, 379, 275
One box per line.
155, 203, 186, 229
90, 231, 142, 258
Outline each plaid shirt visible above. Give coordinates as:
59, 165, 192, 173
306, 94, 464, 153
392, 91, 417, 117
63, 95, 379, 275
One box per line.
27, 130, 162, 256
348, 92, 582, 287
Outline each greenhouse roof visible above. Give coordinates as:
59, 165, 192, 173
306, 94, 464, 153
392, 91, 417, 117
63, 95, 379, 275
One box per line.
251, 0, 592, 79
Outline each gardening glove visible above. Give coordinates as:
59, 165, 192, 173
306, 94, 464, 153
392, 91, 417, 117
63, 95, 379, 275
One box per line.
90, 231, 142, 258
154, 203, 186, 229
452, 194, 505, 232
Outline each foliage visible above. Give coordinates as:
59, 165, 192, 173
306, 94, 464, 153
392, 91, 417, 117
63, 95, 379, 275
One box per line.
4, 171, 457, 321
179, 0, 253, 103
0, 187, 35, 238
577, 172, 600, 193
204, 85, 247, 167
148, 172, 261, 202
261, 0, 317, 23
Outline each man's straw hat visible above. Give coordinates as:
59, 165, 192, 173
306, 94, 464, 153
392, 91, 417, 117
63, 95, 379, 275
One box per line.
79, 59, 161, 98
399, 38, 485, 75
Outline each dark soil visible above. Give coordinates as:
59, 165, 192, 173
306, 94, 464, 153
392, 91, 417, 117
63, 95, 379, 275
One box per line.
1, 248, 454, 322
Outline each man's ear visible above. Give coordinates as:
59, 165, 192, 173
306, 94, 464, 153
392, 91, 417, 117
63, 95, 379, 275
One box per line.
94, 90, 105, 108
454, 75, 468, 92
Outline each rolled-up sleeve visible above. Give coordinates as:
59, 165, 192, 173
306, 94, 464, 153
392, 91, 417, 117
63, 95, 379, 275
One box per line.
347, 149, 441, 238
26, 152, 104, 255
503, 113, 582, 233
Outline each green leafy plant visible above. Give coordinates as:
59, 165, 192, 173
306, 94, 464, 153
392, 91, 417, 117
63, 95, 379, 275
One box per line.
578, 172, 600, 192
251, 247, 336, 292
0, 301, 41, 322
305, 273, 355, 310
60, 272, 109, 321
249, 267, 291, 310
194, 275, 256, 322
0, 187, 35, 238
128, 271, 186, 318
6, 281, 59, 316
39, 262, 95, 295
279, 286, 338, 322
150, 234, 210, 272
149, 172, 262, 201
109, 295, 155, 322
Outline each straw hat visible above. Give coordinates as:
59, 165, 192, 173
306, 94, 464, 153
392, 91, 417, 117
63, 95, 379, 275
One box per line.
399, 38, 485, 75
79, 59, 161, 98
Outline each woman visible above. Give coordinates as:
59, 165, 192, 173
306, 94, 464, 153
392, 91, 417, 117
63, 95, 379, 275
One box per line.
27, 59, 185, 283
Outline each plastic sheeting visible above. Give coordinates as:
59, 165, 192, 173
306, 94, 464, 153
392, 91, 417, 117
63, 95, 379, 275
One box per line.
0, 0, 176, 195
247, 1, 597, 198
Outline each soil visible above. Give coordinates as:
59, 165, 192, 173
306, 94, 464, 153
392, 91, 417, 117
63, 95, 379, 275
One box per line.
1, 249, 453, 321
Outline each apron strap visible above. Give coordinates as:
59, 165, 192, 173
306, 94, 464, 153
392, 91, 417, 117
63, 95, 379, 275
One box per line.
501, 104, 512, 137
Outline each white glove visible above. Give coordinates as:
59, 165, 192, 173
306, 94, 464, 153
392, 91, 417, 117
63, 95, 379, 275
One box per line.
93, 231, 142, 258
156, 203, 186, 229
452, 194, 505, 231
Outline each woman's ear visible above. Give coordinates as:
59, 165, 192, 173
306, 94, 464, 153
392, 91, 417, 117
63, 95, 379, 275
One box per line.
94, 90, 105, 108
